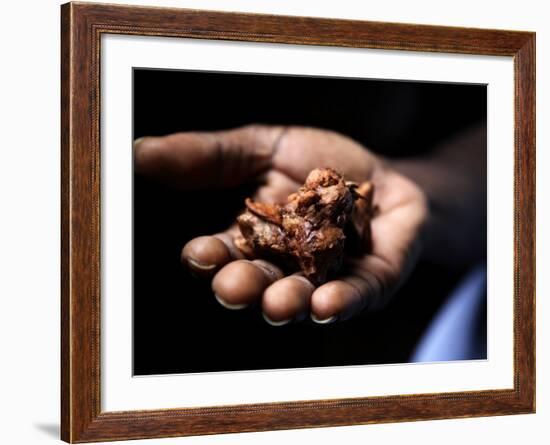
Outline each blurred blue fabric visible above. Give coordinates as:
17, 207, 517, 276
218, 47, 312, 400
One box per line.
411, 264, 487, 362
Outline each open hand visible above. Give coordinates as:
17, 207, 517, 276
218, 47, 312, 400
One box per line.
134, 125, 428, 325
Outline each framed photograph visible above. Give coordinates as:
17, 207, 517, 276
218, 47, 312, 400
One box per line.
61, 2, 535, 442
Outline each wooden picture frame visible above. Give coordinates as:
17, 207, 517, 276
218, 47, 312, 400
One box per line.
61, 2, 535, 442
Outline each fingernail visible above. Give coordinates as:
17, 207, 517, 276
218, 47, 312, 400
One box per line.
214, 293, 248, 310
187, 257, 217, 271
133, 137, 145, 147
310, 314, 338, 324
262, 313, 291, 327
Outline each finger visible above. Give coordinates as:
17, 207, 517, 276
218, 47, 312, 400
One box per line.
310, 276, 369, 324
310, 234, 418, 324
212, 259, 283, 309
134, 125, 286, 189
261, 274, 315, 326
272, 126, 378, 183
311, 247, 404, 323
181, 228, 247, 278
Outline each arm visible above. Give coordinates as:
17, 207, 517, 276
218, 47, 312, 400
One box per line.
392, 123, 487, 267
134, 123, 485, 325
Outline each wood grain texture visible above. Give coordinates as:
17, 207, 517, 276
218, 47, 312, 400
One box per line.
60, 2, 536, 442
60, 4, 71, 441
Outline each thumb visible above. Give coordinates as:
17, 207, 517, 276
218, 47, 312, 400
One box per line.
134, 125, 286, 189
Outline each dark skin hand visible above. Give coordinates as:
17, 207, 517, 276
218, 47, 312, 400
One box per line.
134, 123, 485, 325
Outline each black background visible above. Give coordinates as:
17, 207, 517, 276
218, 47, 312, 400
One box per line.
133, 69, 487, 375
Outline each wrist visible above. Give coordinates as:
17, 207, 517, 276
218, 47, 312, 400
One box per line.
387, 157, 445, 265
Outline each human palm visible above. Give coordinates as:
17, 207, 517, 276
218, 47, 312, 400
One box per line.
134, 125, 428, 325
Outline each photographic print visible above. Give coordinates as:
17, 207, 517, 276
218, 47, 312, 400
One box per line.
132, 69, 488, 375
61, 3, 534, 441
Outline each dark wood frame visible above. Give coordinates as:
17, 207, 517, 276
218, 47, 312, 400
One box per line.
61, 1, 536, 442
